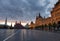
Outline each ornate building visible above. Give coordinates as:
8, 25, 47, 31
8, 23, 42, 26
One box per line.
29, 0, 60, 28
43, 17, 52, 25
14, 21, 25, 29
36, 0, 60, 26
35, 13, 44, 26
51, 0, 60, 24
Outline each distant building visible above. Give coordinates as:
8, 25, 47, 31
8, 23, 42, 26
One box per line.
10, 23, 13, 29
29, 0, 60, 28
25, 23, 29, 29
14, 21, 25, 29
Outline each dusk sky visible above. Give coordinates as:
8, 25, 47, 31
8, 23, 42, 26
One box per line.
0, 0, 58, 23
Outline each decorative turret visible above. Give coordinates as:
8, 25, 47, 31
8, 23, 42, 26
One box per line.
39, 13, 42, 18
36, 13, 42, 20
31, 21, 34, 24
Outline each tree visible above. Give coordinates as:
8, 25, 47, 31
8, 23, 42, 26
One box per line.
44, 24, 48, 31
52, 22, 57, 31
57, 21, 60, 30
41, 25, 44, 30
48, 23, 52, 31
35, 26, 41, 30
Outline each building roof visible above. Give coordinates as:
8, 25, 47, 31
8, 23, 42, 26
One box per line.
55, 0, 60, 6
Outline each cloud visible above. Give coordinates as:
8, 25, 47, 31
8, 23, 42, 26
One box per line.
0, 0, 58, 22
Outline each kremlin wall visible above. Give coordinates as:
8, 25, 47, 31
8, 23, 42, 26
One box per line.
29, 0, 60, 29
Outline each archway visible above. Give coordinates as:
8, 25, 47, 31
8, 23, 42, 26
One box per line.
57, 21, 60, 30
58, 21, 60, 24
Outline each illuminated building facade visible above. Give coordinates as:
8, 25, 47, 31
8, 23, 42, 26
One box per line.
29, 0, 60, 28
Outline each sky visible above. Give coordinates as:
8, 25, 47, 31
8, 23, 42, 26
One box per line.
0, 0, 58, 25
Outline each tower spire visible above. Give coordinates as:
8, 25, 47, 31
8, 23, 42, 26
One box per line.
39, 13, 40, 17
39, 13, 42, 18
5, 17, 7, 25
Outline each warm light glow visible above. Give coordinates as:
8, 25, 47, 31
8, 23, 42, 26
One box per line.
21, 23, 27, 26
0, 21, 27, 27
7, 22, 15, 27
0, 22, 5, 24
